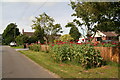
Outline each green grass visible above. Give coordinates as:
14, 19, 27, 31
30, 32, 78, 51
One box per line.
19, 50, 119, 78
11, 45, 23, 49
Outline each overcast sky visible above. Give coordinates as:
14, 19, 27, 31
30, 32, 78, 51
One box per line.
0, 0, 79, 35
1, 0, 119, 35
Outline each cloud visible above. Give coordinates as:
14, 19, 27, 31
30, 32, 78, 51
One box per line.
29, 16, 34, 21
2, 0, 71, 2
2, 0, 119, 2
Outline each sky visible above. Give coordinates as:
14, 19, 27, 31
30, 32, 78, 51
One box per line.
0, 0, 78, 35
1, 0, 118, 35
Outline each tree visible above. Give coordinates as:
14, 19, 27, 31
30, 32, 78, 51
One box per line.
70, 1, 120, 39
28, 35, 38, 44
65, 22, 81, 42
33, 27, 45, 44
2, 23, 20, 45
15, 34, 29, 45
32, 12, 62, 43
59, 34, 73, 42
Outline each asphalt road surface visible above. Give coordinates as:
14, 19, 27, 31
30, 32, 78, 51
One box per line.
2, 46, 59, 78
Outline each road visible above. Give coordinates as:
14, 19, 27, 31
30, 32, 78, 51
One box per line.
2, 46, 59, 78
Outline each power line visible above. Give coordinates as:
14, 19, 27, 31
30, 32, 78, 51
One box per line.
32, 0, 48, 16
19, 3, 30, 21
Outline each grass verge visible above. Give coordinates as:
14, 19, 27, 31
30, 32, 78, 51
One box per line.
11, 45, 23, 49
19, 50, 119, 78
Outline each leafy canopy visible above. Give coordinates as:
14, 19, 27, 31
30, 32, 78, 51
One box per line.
32, 12, 62, 43
15, 34, 29, 45
59, 34, 73, 42
66, 22, 81, 42
2, 23, 20, 45
70, 1, 120, 37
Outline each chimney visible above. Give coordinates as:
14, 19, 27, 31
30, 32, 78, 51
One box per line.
22, 29, 24, 34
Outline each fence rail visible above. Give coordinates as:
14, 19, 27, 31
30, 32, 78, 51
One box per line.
94, 47, 120, 63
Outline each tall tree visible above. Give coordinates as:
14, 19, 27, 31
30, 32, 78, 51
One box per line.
70, 1, 120, 38
65, 22, 81, 42
32, 12, 62, 43
2, 23, 20, 45
15, 34, 29, 45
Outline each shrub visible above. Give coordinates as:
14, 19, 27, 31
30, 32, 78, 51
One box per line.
59, 34, 73, 42
78, 46, 104, 69
29, 44, 41, 51
15, 34, 29, 45
51, 43, 104, 69
50, 44, 73, 62
28, 35, 38, 44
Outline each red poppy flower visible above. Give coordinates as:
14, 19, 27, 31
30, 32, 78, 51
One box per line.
102, 43, 104, 45
76, 43, 81, 45
112, 42, 116, 45
76, 40, 79, 41
70, 42, 73, 44
82, 39, 84, 41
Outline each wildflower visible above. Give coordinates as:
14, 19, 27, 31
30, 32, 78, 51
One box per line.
62, 42, 66, 44
70, 42, 73, 44
112, 42, 116, 45
82, 39, 84, 41
85, 38, 88, 40
76, 39, 79, 41
56, 40, 59, 42
101, 43, 104, 45
57, 43, 61, 45
59, 41, 63, 43
52, 44, 54, 46
94, 43, 97, 46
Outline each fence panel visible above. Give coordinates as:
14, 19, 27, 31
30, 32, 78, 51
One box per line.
94, 47, 120, 63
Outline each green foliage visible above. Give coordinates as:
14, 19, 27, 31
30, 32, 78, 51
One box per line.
29, 44, 41, 51
50, 44, 73, 62
66, 22, 81, 42
69, 27, 81, 42
106, 61, 120, 67
32, 12, 62, 43
59, 34, 73, 42
51, 43, 104, 69
70, 1, 120, 37
15, 34, 29, 45
77, 46, 104, 69
2, 23, 20, 45
33, 26, 45, 44
28, 35, 38, 44
20, 50, 119, 78
100, 43, 116, 47
89, 42, 119, 47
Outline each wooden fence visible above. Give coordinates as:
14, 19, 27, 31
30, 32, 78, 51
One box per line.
40, 45, 49, 52
94, 47, 120, 63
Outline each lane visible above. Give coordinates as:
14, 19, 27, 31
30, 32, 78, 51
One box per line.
2, 46, 58, 78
